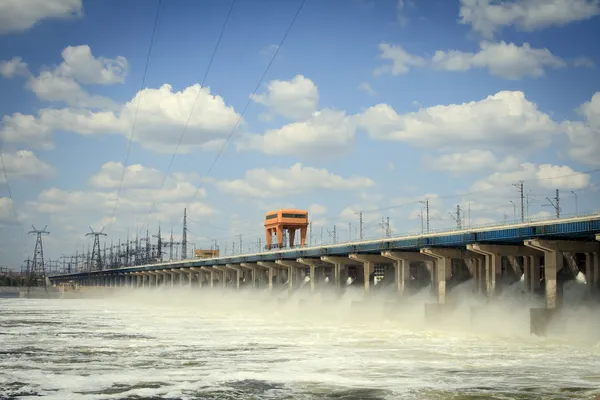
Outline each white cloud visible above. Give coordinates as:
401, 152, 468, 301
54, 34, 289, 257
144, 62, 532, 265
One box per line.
88, 162, 205, 202
456, 162, 592, 222
54, 45, 128, 85
251, 74, 319, 120
0, 57, 30, 78
24, 45, 127, 109
26, 162, 213, 245
396, 0, 408, 25
27, 71, 118, 109
469, 163, 591, 193
2, 83, 243, 153
431, 41, 568, 79
0, 150, 54, 183
573, 56, 595, 68
308, 203, 327, 216
0, 197, 18, 225
353, 90, 559, 151
260, 44, 280, 57
459, 0, 600, 38
425, 150, 521, 174
374, 43, 426, 75
563, 92, 600, 166
0, 113, 54, 150
358, 82, 375, 96
236, 109, 354, 158
0, 0, 82, 35
216, 163, 375, 199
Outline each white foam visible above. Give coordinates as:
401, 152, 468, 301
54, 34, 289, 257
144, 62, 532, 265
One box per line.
1, 287, 599, 399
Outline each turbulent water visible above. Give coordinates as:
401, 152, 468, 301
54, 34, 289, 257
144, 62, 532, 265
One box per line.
1, 284, 600, 400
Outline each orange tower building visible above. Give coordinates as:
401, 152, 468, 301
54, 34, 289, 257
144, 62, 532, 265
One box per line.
264, 209, 309, 249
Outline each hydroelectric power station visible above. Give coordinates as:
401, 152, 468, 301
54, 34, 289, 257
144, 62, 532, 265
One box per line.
48, 213, 600, 336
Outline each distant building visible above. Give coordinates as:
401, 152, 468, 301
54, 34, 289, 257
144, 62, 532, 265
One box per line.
195, 249, 219, 259
264, 209, 309, 249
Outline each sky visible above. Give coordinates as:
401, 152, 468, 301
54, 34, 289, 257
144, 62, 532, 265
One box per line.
1, 0, 600, 270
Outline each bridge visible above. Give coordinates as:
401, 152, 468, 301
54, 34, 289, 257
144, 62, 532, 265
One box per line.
49, 213, 600, 334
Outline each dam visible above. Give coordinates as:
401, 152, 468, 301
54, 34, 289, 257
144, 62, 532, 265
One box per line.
47, 213, 600, 335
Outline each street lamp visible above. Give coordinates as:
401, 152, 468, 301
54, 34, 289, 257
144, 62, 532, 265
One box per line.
571, 191, 578, 216
509, 200, 516, 220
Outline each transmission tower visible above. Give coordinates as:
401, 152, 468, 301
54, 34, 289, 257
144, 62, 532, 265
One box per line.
153, 225, 163, 262
419, 199, 430, 233
449, 205, 462, 229
512, 181, 525, 222
182, 208, 188, 260
543, 189, 560, 218
379, 217, 391, 237
27, 225, 49, 290
86, 227, 107, 271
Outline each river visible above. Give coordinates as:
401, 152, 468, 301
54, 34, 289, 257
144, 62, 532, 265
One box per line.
1, 284, 599, 399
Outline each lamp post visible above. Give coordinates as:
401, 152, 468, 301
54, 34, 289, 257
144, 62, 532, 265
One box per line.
571, 191, 578, 216
509, 200, 516, 220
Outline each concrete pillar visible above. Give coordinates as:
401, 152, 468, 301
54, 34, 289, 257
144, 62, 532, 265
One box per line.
275, 260, 303, 290
240, 263, 260, 288
467, 244, 541, 297
594, 253, 599, 292
585, 251, 599, 296
523, 256, 531, 292
349, 254, 390, 294
190, 268, 201, 288
422, 252, 447, 304
525, 239, 600, 309
258, 262, 278, 292
420, 248, 469, 304
226, 264, 242, 290
530, 256, 541, 292
321, 256, 361, 290
200, 267, 214, 288
213, 266, 228, 289
297, 258, 323, 292
381, 251, 436, 295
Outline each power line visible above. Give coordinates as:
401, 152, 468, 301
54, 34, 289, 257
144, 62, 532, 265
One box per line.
184, 0, 306, 210
142, 0, 237, 228
184, 176, 600, 242
108, 0, 163, 234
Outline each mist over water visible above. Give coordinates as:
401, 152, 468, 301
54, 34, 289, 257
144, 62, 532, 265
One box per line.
1, 283, 600, 400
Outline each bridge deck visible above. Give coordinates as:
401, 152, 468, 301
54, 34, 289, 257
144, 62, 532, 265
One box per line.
50, 213, 600, 279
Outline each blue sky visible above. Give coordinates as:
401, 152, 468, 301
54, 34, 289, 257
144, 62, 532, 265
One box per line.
1, 0, 600, 269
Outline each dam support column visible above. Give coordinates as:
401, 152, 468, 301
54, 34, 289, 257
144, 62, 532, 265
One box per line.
170, 269, 180, 287
187, 270, 193, 288
585, 252, 599, 297
525, 239, 600, 335
349, 254, 390, 296
381, 251, 436, 297
276, 260, 304, 292
420, 248, 456, 305
190, 268, 202, 288
297, 258, 322, 292
226, 264, 243, 290
467, 244, 542, 297
529, 255, 542, 292
200, 267, 214, 288
241, 263, 260, 288
321, 256, 362, 292
258, 262, 278, 292
212, 266, 228, 289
